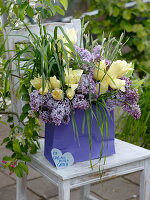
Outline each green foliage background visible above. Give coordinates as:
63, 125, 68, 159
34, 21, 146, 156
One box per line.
87, 0, 150, 75
87, 0, 150, 148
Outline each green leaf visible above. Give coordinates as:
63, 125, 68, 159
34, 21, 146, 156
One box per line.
132, 79, 144, 89
20, 112, 28, 121
22, 104, 31, 113
14, 165, 24, 177
13, 139, 21, 154
54, 5, 65, 16
22, 94, 30, 101
120, 20, 132, 32
59, 0, 68, 10
125, 64, 134, 77
7, 116, 13, 123
0, 0, 4, 9
112, 7, 120, 17
1, 137, 10, 145
2, 156, 12, 161
136, 42, 145, 52
21, 154, 31, 162
18, 2, 28, 21
13, 4, 19, 17
26, 6, 34, 18
0, 120, 7, 126
123, 10, 131, 20
20, 84, 28, 94
18, 162, 29, 174
132, 24, 144, 33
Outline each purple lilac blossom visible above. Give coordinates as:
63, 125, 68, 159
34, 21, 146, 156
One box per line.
124, 88, 139, 105
105, 60, 111, 66
29, 90, 42, 111
48, 98, 71, 126
62, 115, 70, 125
30, 90, 72, 125
74, 45, 94, 71
121, 77, 132, 87
92, 45, 101, 61
72, 94, 89, 110
39, 110, 52, 123
106, 77, 141, 119
122, 104, 141, 120
51, 104, 65, 126
45, 96, 56, 110
77, 74, 97, 95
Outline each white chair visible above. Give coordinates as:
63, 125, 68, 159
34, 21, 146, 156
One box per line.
18, 139, 150, 200
5, 20, 150, 200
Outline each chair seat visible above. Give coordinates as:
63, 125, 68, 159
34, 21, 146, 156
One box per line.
29, 139, 150, 182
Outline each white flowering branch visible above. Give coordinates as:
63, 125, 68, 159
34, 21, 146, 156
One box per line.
0, 111, 25, 126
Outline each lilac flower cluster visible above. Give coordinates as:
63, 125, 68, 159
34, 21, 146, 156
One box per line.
75, 45, 103, 72
92, 45, 101, 61
30, 91, 71, 126
74, 46, 94, 71
77, 73, 97, 95
72, 94, 89, 110
29, 90, 42, 112
106, 77, 141, 120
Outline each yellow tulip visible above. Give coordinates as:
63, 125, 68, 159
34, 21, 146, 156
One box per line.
50, 76, 61, 89
109, 78, 126, 92
66, 88, 75, 100
65, 68, 76, 85
59, 28, 77, 45
30, 76, 42, 90
58, 28, 77, 54
99, 79, 109, 94
64, 68, 83, 86
52, 88, 64, 100
108, 60, 133, 79
96, 60, 133, 94
72, 70, 83, 83
66, 84, 78, 100
66, 28, 77, 45
39, 87, 49, 95
93, 60, 107, 81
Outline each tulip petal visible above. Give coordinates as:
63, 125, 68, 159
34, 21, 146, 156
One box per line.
109, 79, 126, 91
100, 80, 109, 94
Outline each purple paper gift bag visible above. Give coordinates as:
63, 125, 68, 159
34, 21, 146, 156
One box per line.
44, 107, 115, 166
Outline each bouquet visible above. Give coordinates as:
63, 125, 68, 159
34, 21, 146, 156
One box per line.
28, 29, 141, 126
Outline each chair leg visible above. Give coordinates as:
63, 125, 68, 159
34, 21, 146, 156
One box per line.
16, 175, 27, 200
58, 180, 70, 200
80, 185, 99, 200
140, 158, 150, 200
80, 185, 90, 200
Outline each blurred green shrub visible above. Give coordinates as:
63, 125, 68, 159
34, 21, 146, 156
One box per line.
116, 76, 150, 148
86, 0, 150, 148
87, 0, 150, 75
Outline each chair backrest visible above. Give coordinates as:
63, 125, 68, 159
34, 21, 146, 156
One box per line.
5, 19, 81, 123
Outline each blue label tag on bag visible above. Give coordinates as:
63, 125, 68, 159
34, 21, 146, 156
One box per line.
51, 148, 74, 169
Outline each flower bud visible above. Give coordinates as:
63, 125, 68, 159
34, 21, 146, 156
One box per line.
52, 89, 64, 100
66, 88, 75, 100
30, 77, 42, 90
93, 60, 107, 81
50, 76, 61, 89
39, 87, 49, 95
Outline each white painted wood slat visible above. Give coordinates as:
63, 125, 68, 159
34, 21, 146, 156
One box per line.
28, 138, 150, 199
30, 139, 150, 180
